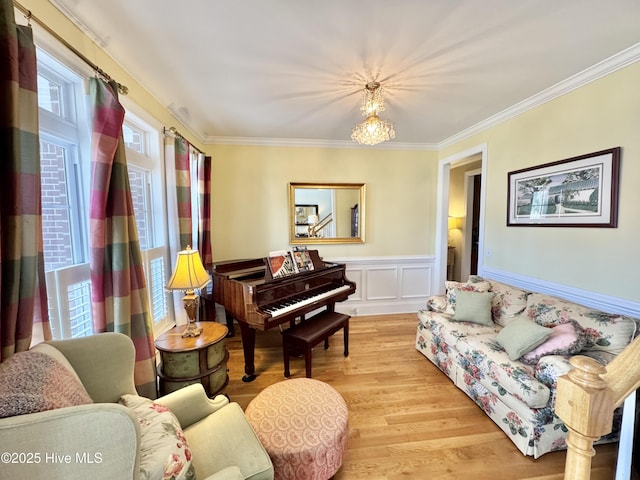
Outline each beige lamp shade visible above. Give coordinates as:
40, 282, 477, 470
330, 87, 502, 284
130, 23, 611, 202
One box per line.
448, 216, 462, 230
166, 246, 211, 292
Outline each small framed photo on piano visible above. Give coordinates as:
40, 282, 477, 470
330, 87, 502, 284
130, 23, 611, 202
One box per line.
291, 248, 314, 272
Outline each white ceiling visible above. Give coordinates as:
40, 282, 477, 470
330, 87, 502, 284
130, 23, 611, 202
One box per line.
50, 0, 640, 148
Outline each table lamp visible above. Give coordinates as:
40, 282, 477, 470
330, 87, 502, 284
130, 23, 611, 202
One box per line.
166, 246, 211, 337
308, 213, 332, 238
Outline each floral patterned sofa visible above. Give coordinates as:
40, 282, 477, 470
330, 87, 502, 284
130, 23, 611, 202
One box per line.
415, 276, 639, 458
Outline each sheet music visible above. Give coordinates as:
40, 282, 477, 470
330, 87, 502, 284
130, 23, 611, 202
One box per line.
267, 250, 297, 278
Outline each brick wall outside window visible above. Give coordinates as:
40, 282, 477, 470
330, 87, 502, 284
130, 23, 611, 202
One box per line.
40, 140, 73, 271
128, 167, 149, 250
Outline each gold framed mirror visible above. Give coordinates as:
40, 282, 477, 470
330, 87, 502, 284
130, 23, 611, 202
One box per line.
289, 182, 366, 244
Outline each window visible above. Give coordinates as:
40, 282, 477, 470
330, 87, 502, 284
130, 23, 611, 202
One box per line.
37, 74, 63, 117
122, 114, 174, 333
128, 164, 153, 250
122, 123, 145, 154
36, 47, 174, 339
40, 138, 83, 269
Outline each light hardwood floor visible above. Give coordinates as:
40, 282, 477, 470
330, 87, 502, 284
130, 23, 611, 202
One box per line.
222, 313, 619, 480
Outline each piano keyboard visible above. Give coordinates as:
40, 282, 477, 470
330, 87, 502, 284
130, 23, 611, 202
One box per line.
262, 284, 352, 318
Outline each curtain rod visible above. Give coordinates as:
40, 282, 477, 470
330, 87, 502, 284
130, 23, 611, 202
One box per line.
164, 127, 205, 155
12, 0, 128, 95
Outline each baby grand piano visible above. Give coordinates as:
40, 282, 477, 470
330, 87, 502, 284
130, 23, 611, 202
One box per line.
212, 250, 356, 382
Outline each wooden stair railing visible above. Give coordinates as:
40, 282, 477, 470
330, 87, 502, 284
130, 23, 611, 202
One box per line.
556, 335, 640, 480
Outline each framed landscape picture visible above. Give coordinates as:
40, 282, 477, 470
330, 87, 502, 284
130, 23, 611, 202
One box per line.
507, 147, 620, 227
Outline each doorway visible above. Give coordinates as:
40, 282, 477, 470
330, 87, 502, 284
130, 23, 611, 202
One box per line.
435, 144, 487, 293
470, 174, 481, 275
459, 169, 482, 281
448, 161, 481, 282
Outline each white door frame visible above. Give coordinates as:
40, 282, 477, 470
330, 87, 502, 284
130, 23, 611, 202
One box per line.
434, 143, 488, 294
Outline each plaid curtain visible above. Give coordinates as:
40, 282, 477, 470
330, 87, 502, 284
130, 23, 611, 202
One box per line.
174, 137, 192, 249
0, 0, 51, 362
88, 77, 156, 398
197, 155, 212, 269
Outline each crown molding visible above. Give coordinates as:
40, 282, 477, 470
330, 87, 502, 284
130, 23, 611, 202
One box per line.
439, 42, 640, 149
48, 0, 108, 48
204, 135, 439, 150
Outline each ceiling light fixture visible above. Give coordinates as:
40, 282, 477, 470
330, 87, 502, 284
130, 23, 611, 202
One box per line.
351, 81, 395, 146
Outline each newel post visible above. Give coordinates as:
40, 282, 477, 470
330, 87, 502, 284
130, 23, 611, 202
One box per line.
555, 356, 614, 480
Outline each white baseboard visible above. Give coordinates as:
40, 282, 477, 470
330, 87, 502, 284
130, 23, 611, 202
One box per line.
335, 300, 431, 317
481, 266, 640, 318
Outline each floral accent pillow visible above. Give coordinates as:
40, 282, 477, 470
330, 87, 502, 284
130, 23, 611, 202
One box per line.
120, 395, 195, 480
444, 280, 491, 314
426, 295, 449, 313
489, 281, 530, 327
467, 275, 485, 283
520, 321, 587, 365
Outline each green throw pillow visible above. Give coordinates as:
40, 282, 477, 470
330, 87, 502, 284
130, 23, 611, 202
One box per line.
496, 317, 552, 360
451, 290, 494, 326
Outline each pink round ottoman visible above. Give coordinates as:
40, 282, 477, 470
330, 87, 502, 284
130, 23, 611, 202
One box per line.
245, 378, 349, 480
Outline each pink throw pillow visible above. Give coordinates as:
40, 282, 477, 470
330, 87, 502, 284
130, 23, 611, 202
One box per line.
0, 350, 92, 418
520, 321, 586, 365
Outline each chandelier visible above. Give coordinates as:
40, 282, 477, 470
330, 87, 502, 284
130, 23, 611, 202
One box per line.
351, 81, 395, 145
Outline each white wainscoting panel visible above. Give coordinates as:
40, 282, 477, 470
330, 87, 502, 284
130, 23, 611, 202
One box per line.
402, 266, 433, 299
366, 267, 399, 300
327, 255, 436, 316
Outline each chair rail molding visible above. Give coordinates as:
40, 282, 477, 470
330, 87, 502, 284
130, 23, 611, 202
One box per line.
327, 255, 436, 316
482, 267, 640, 318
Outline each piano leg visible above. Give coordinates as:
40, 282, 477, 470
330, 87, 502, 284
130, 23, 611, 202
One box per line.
238, 322, 257, 382
224, 311, 235, 337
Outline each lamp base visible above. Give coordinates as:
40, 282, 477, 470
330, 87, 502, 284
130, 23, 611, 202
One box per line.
181, 321, 202, 338
181, 293, 202, 337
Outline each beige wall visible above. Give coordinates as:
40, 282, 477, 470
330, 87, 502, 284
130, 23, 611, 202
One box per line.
209, 145, 439, 260
441, 61, 640, 301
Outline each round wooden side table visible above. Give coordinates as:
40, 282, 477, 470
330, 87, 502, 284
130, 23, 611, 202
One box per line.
155, 321, 229, 397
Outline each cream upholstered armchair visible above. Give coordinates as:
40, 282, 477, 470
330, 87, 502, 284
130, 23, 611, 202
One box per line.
0, 332, 274, 480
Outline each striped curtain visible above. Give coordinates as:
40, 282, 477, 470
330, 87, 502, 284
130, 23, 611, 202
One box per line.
88, 77, 156, 398
197, 155, 213, 269
0, 0, 51, 362
164, 137, 186, 326
174, 137, 192, 249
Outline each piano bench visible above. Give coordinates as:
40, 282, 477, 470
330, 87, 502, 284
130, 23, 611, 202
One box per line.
281, 311, 350, 378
